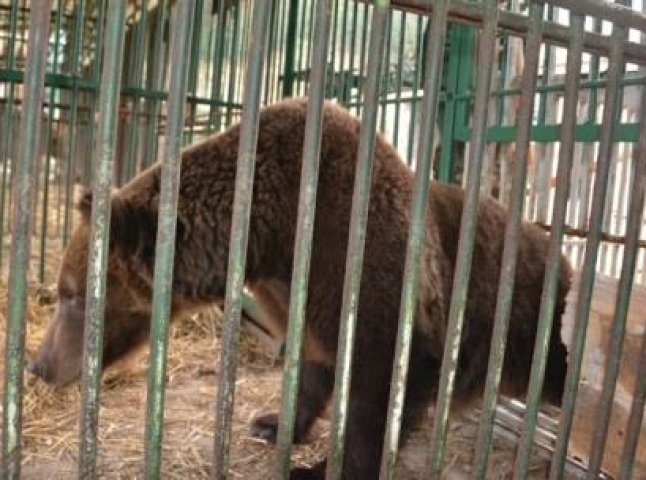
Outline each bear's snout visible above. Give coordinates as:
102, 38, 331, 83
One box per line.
26, 356, 54, 383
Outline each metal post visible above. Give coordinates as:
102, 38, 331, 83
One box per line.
273, 1, 332, 476
78, 1, 127, 476
325, 1, 390, 478
472, 4, 550, 477
1, 2, 52, 477
212, 1, 273, 477
379, 1, 448, 478
547, 17, 628, 480
425, 0, 499, 476
144, 1, 196, 478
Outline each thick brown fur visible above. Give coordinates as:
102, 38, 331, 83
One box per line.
30, 99, 571, 479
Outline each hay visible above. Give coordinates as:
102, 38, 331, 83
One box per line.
0, 279, 561, 479
0, 184, 558, 478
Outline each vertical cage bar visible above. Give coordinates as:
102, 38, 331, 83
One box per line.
0, 0, 19, 271
325, 1, 390, 478
282, 0, 299, 97
615, 80, 646, 480
273, 1, 332, 476
548, 20, 628, 480
224, 1, 241, 127
125, 1, 148, 179
39, 3, 64, 283
1, 2, 52, 477
63, 0, 87, 245
379, 2, 448, 478
586, 65, 642, 480
513, 12, 586, 480
208, 0, 227, 133
78, 1, 127, 476
143, 0, 168, 168
144, 1, 196, 477
425, 0, 499, 476
212, 1, 273, 477
186, 0, 203, 145
472, 4, 550, 477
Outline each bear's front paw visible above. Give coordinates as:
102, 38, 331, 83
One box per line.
249, 413, 280, 444
290, 460, 326, 480
290, 467, 325, 480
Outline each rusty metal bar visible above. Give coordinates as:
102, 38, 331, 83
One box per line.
586, 38, 643, 480
63, 0, 87, 245
144, 1, 196, 478
1, 2, 52, 477
512, 12, 587, 480
212, 1, 273, 478
326, 1, 391, 478
78, 0, 128, 476
377, 0, 646, 65
536, 20, 583, 480
472, 3, 548, 477
273, 0, 332, 477
425, 0, 499, 476
615, 79, 646, 480
547, 17, 628, 480
547, 0, 646, 34
379, 1, 448, 478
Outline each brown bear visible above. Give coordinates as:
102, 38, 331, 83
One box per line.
28, 98, 570, 479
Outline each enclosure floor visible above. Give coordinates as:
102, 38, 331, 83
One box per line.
0, 271, 644, 478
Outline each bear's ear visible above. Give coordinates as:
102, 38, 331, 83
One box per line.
77, 188, 93, 223
108, 195, 158, 262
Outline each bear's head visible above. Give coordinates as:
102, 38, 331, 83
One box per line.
28, 189, 160, 385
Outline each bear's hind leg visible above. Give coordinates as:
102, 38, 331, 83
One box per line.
251, 361, 334, 444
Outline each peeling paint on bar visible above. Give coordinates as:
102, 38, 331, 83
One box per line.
78, 1, 128, 476
1, 2, 52, 477
212, 1, 274, 478
144, 1, 197, 478
273, 0, 332, 477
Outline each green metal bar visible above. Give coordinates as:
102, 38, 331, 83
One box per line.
613, 71, 646, 480
273, 1, 332, 476
125, 1, 148, 180
405, 15, 423, 165
186, 0, 203, 145
391, 11, 405, 148
144, 1, 196, 477
355, 2, 369, 112
0, 0, 19, 271
212, 1, 273, 477
282, 0, 298, 97
224, 0, 241, 127
379, 11, 391, 133
326, 2, 390, 478
379, 1, 448, 478
437, 26, 461, 182
328, 0, 339, 98
335, 0, 348, 103
472, 4, 548, 477
85, 0, 107, 187
264, 0, 278, 103
63, 0, 87, 246
347, 0, 359, 103
586, 46, 642, 480
1, 2, 52, 477
208, 0, 226, 132
425, 0, 498, 476
78, 1, 127, 476
39, 3, 64, 283
546, 19, 628, 480
142, 0, 167, 167
305, 0, 316, 97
